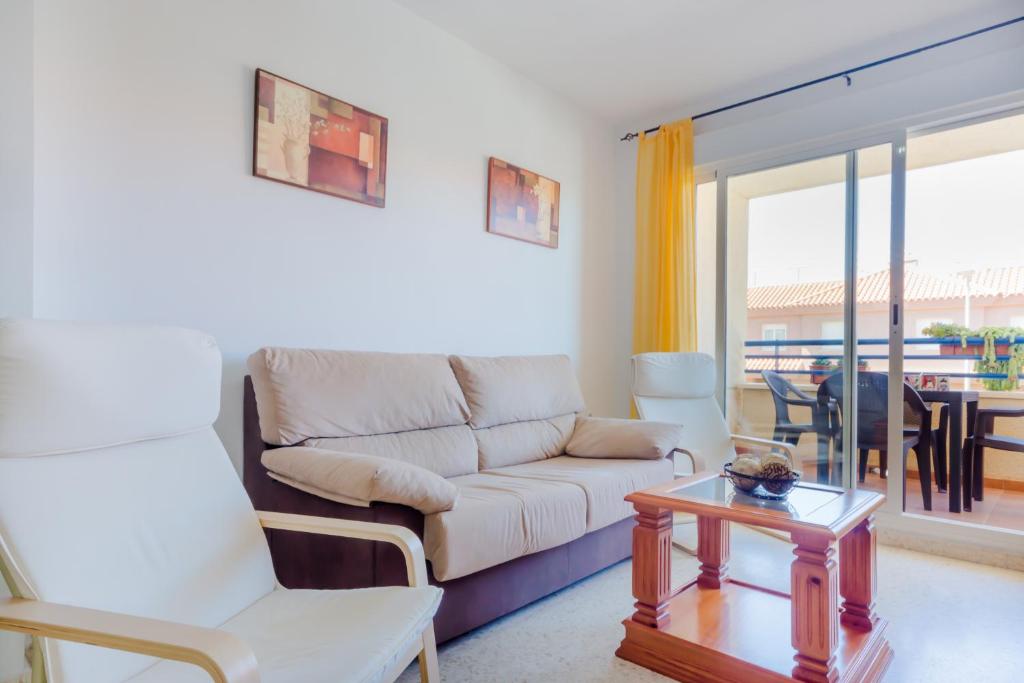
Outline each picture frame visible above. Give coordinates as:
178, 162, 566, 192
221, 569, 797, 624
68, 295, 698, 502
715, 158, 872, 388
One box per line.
253, 69, 388, 207
486, 157, 560, 248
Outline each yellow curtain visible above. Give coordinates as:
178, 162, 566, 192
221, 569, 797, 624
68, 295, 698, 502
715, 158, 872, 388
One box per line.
633, 119, 697, 356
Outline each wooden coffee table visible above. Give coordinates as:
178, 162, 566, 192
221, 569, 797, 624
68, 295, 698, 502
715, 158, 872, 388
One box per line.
616, 472, 892, 683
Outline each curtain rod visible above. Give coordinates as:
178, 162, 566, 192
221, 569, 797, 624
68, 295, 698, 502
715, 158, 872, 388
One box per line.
620, 15, 1024, 141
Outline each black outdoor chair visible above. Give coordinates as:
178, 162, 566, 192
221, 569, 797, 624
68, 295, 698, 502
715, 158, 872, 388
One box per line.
964, 406, 1024, 505
817, 371, 940, 511
761, 370, 818, 448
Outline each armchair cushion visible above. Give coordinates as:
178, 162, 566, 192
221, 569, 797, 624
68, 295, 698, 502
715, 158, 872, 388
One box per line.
126, 586, 442, 683
262, 447, 459, 514
566, 417, 682, 460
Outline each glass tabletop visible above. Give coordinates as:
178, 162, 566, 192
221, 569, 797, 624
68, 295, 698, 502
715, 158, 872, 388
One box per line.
665, 475, 848, 522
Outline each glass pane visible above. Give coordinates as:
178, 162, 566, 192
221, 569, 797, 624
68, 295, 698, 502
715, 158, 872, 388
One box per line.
904, 112, 1024, 525
727, 154, 847, 485
852, 144, 893, 496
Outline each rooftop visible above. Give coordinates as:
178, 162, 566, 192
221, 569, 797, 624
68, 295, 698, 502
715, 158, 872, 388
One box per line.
748, 266, 1024, 311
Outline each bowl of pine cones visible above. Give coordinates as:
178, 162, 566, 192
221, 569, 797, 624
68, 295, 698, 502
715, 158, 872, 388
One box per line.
723, 454, 801, 500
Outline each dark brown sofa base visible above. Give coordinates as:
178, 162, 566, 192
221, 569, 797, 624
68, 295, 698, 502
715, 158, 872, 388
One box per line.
243, 377, 635, 643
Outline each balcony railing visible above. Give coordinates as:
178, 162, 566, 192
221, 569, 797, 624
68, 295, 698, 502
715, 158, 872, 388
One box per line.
744, 336, 1023, 382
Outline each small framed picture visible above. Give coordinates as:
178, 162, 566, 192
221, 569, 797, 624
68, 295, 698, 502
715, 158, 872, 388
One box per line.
486, 157, 560, 248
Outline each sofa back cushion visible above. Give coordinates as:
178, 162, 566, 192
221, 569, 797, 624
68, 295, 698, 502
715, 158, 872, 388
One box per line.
449, 355, 585, 468
248, 348, 477, 477
304, 425, 477, 480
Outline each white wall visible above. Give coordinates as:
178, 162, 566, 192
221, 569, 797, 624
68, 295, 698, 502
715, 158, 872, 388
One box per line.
0, 0, 34, 319
28, 0, 624, 468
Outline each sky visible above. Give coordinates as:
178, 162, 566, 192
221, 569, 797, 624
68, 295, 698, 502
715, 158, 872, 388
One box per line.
746, 148, 1024, 288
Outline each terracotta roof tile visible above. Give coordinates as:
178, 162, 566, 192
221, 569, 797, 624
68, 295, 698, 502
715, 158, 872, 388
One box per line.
747, 266, 1024, 311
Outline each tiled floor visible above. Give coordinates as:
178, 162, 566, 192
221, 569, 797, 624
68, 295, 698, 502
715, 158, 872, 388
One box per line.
399, 525, 1024, 682
857, 470, 1024, 531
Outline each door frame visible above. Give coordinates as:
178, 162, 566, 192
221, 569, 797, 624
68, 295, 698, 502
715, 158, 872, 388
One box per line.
709, 116, 1024, 556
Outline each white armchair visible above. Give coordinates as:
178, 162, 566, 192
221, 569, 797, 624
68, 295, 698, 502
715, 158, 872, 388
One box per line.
631, 352, 796, 551
0, 319, 440, 683
631, 352, 795, 475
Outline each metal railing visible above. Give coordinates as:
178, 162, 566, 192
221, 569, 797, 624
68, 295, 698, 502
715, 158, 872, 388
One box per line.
744, 336, 1022, 380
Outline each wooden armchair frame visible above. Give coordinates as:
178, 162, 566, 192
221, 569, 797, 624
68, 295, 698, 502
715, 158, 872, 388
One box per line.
0, 512, 439, 683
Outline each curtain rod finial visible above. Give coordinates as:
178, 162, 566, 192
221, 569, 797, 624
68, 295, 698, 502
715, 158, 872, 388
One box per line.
621, 132, 639, 142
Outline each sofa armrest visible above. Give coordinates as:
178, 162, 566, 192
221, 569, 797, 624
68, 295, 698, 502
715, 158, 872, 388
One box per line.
566, 416, 683, 460
257, 510, 429, 588
261, 447, 458, 514
0, 597, 258, 683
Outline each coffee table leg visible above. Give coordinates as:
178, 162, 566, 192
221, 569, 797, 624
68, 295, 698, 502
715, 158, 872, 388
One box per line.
631, 503, 672, 629
697, 515, 729, 589
791, 531, 839, 683
840, 516, 877, 630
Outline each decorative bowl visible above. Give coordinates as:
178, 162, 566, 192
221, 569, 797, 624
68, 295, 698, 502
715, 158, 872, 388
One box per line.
723, 463, 801, 500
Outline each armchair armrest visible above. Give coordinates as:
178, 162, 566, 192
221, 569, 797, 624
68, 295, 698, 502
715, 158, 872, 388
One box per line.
0, 597, 258, 683
671, 447, 705, 474
730, 434, 796, 464
257, 511, 429, 588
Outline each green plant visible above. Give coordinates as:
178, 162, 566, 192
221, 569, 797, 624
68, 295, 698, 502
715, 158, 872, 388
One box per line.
974, 326, 1024, 391
810, 357, 834, 367
921, 322, 970, 345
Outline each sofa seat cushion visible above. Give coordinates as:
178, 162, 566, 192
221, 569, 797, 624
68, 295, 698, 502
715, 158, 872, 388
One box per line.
487, 456, 674, 532
424, 473, 587, 581
128, 585, 442, 683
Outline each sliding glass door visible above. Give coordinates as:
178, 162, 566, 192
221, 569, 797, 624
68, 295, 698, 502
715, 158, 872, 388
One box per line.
717, 140, 900, 494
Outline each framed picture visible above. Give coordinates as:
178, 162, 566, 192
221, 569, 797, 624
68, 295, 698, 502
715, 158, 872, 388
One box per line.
486, 157, 560, 248
253, 69, 387, 207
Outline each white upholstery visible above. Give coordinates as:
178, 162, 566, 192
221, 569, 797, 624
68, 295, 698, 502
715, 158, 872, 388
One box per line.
127, 587, 442, 683
566, 416, 683, 460
471, 413, 576, 469
262, 447, 459, 514
631, 352, 736, 472
0, 319, 221, 458
305, 425, 478, 479
0, 320, 439, 683
247, 348, 471, 446
489, 456, 675, 532
449, 355, 585, 429
424, 473, 586, 581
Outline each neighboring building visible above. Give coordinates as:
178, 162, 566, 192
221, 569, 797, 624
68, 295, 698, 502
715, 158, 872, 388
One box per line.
745, 265, 1024, 383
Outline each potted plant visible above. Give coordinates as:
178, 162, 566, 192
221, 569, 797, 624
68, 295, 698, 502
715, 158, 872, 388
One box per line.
809, 357, 835, 384
834, 357, 870, 375
975, 327, 1024, 391
921, 322, 971, 356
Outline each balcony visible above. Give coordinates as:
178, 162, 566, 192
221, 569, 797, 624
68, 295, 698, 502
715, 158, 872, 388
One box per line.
734, 336, 1024, 531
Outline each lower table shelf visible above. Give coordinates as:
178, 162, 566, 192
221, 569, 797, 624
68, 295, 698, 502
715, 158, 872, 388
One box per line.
617, 579, 892, 683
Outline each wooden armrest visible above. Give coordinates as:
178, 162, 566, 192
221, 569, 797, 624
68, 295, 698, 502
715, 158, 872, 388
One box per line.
0, 598, 258, 683
257, 511, 429, 588
730, 434, 796, 463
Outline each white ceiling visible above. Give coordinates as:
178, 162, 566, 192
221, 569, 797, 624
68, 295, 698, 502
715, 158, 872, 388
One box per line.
395, 0, 1021, 124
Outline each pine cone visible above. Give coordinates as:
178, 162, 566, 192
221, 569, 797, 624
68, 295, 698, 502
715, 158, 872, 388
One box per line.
760, 460, 794, 494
